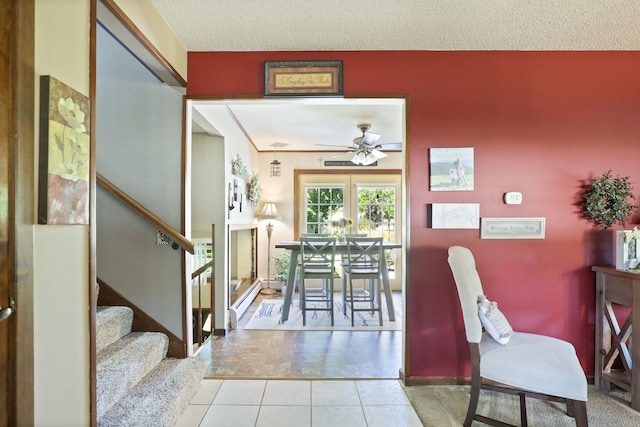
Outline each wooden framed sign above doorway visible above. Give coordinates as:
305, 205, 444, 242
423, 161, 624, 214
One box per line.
264, 60, 343, 97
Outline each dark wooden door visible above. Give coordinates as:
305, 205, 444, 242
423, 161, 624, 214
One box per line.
0, 0, 35, 425
0, 2, 13, 424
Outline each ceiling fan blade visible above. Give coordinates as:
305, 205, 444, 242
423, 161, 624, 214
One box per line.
326, 152, 351, 159
371, 149, 388, 160
362, 131, 381, 146
376, 142, 402, 150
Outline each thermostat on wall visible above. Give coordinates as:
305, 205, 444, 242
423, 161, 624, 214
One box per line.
504, 192, 522, 205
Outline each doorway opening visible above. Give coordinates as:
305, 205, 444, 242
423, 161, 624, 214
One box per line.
187, 97, 407, 379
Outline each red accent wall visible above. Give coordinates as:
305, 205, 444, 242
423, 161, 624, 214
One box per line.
187, 51, 640, 379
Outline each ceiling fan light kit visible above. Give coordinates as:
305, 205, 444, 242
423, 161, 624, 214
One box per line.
315, 123, 398, 166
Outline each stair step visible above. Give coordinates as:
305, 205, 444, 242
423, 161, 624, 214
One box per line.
98, 357, 205, 427
97, 332, 169, 420
96, 306, 133, 353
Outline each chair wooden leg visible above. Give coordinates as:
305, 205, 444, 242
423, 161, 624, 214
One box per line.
465, 344, 481, 427
465, 374, 480, 427
567, 400, 588, 427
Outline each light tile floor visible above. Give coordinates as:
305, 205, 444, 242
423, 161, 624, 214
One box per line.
176, 378, 423, 427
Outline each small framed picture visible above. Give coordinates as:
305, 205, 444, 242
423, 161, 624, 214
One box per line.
430, 203, 480, 229
480, 217, 546, 239
429, 147, 474, 191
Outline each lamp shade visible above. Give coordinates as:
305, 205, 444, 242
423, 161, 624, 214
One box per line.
258, 202, 282, 220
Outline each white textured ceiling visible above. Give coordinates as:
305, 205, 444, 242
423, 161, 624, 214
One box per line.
150, 0, 640, 51
150, 0, 639, 154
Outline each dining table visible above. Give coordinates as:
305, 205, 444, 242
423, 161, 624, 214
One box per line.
274, 240, 401, 323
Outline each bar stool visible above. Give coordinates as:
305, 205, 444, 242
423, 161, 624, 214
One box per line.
295, 233, 329, 306
299, 236, 336, 326
343, 236, 384, 326
340, 233, 367, 309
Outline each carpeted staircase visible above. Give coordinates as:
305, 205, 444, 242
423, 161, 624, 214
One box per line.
96, 305, 205, 427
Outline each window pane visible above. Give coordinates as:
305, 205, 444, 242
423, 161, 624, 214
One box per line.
304, 185, 345, 237
357, 185, 396, 241
306, 206, 318, 223
307, 188, 318, 203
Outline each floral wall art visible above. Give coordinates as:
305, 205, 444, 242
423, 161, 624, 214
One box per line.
38, 75, 90, 224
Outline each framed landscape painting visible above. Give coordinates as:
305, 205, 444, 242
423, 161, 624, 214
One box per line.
429, 147, 474, 191
38, 75, 90, 224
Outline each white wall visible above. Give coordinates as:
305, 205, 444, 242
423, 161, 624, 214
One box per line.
34, 1, 90, 424
96, 24, 185, 337
33, 227, 89, 426
190, 104, 261, 330
191, 133, 225, 315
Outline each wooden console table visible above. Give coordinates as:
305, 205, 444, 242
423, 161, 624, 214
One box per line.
592, 266, 640, 410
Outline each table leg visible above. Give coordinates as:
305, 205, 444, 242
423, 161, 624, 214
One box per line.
594, 273, 605, 391
280, 250, 299, 323
381, 259, 396, 321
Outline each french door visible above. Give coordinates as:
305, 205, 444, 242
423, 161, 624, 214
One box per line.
296, 171, 402, 290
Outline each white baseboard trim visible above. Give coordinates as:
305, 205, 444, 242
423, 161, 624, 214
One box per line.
229, 279, 262, 329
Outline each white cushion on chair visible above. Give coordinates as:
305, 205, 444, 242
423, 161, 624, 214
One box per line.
480, 332, 588, 402
478, 295, 513, 345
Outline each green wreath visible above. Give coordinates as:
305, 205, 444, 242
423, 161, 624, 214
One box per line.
246, 173, 261, 207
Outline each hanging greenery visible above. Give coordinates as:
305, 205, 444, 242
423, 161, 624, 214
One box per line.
246, 173, 261, 207
580, 170, 638, 229
231, 154, 247, 178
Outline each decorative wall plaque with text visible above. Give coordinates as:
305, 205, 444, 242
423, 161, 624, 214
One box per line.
265, 61, 343, 97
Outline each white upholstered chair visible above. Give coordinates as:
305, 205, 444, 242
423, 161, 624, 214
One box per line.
447, 246, 588, 427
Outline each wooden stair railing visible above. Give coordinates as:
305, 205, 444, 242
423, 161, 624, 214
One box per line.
97, 173, 194, 254
191, 260, 213, 346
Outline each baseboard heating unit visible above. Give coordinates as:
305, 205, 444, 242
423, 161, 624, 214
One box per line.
229, 279, 262, 329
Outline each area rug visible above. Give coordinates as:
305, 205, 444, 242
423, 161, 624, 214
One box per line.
244, 292, 402, 331
403, 384, 639, 427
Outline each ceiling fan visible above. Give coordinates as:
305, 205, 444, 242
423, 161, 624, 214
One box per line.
317, 123, 402, 166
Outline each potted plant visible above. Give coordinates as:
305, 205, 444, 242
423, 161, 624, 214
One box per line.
273, 252, 291, 293
580, 170, 638, 229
